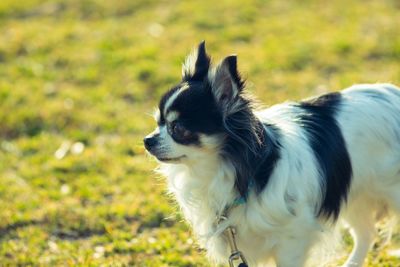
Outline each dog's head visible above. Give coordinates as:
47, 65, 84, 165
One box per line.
144, 42, 259, 166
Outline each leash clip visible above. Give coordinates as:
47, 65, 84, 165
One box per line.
229, 251, 248, 267
219, 216, 249, 267
226, 226, 248, 267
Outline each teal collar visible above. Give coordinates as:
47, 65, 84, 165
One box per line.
232, 195, 247, 206
224, 180, 254, 213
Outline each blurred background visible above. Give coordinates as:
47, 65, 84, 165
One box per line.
0, 0, 399, 266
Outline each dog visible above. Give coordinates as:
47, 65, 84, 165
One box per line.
144, 41, 400, 267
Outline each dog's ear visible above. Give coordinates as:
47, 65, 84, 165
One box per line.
182, 41, 211, 81
209, 55, 245, 114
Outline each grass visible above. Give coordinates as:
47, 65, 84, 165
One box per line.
0, 0, 399, 266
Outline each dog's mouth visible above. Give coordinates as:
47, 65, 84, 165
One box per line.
156, 155, 186, 162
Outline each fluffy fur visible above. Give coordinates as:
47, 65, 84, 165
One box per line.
144, 42, 400, 267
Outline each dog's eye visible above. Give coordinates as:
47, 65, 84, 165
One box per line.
171, 121, 191, 139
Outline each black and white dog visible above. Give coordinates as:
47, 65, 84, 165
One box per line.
144, 42, 400, 267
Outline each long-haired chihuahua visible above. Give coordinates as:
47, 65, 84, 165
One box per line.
144, 41, 400, 267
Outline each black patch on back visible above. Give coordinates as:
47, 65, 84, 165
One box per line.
296, 92, 352, 220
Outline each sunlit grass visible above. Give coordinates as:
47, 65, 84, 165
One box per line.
0, 0, 399, 266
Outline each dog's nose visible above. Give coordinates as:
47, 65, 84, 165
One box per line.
143, 136, 157, 150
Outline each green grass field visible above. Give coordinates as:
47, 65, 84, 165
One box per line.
0, 0, 400, 266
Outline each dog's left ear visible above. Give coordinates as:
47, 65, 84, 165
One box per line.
209, 55, 245, 114
182, 41, 211, 81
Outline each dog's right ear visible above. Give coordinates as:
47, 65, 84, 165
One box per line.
208, 55, 245, 116
182, 41, 211, 81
